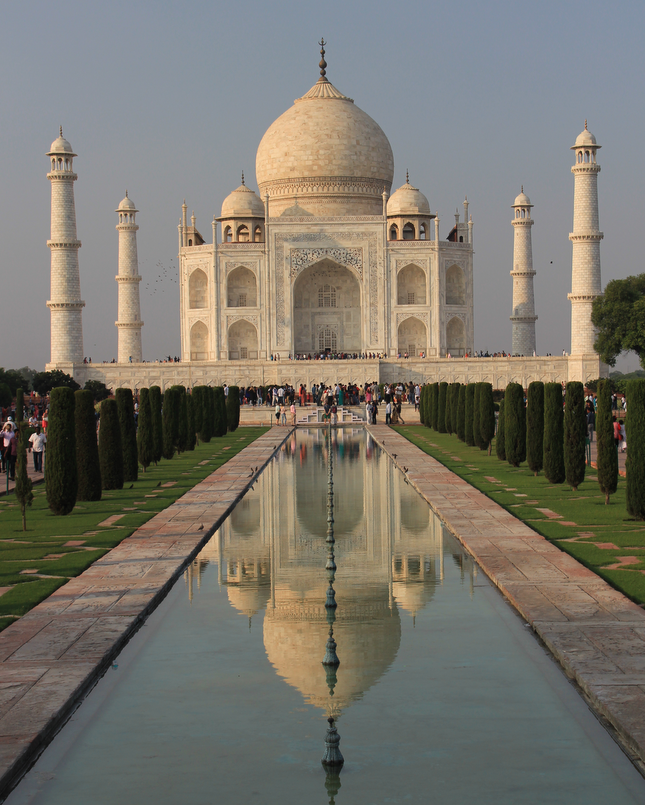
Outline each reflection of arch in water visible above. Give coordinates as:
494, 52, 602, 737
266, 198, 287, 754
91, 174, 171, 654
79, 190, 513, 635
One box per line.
230, 495, 261, 537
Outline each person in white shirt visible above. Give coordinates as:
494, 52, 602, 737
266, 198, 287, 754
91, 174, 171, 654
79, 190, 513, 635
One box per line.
28, 427, 46, 472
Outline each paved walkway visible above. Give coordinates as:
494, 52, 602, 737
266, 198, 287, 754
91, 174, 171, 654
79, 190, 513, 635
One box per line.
368, 425, 645, 773
0, 463, 43, 498
0, 427, 293, 798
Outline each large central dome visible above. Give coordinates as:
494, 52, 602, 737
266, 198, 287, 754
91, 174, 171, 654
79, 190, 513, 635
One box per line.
255, 75, 394, 217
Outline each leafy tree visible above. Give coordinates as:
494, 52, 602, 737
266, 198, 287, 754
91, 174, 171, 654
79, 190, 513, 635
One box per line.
479, 382, 495, 454
564, 381, 586, 491
14, 423, 33, 531
437, 383, 447, 434
149, 386, 163, 464
15, 388, 24, 424
504, 383, 526, 467
99, 398, 124, 490
0, 368, 29, 395
75, 390, 102, 501
137, 388, 154, 473
0, 384, 12, 409
116, 388, 138, 482
46, 387, 77, 515
162, 388, 177, 460
496, 399, 506, 461
473, 384, 485, 449
526, 381, 544, 476
543, 383, 565, 484
592, 274, 645, 369
626, 379, 645, 519
84, 379, 110, 402
456, 384, 466, 441
186, 392, 196, 451
226, 386, 240, 432
596, 379, 618, 504
464, 383, 475, 446
33, 370, 80, 396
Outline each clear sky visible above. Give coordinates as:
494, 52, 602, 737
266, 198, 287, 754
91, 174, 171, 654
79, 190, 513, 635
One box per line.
1, 0, 643, 372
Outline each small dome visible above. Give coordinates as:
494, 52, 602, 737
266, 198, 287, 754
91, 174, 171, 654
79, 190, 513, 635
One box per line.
117, 192, 136, 211
513, 189, 532, 207
221, 184, 264, 218
47, 127, 75, 156
572, 122, 600, 150
387, 180, 430, 216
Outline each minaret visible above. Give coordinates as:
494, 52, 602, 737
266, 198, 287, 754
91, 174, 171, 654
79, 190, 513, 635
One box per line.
46, 128, 84, 365
510, 187, 537, 356
115, 192, 143, 363
569, 121, 603, 355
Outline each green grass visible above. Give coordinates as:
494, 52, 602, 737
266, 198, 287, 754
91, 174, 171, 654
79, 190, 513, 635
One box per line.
0, 429, 268, 626
394, 425, 645, 606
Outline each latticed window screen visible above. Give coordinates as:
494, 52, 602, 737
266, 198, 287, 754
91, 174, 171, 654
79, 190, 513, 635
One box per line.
318, 285, 337, 308
238, 293, 247, 307
240, 347, 248, 359
318, 328, 337, 351
408, 344, 416, 357
408, 292, 415, 305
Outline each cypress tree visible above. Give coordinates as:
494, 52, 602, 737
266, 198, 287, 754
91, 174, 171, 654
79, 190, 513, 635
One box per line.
162, 388, 177, 460
99, 398, 124, 490
526, 381, 545, 476
419, 385, 426, 426
116, 388, 138, 482
473, 384, 485, 449
15, 388, 24, 425
75, 389, 102, 500
137, 388, 154, 473
430, 383, 438, 430
480, 382, 495, 454
226, 386, 240, 432
211, 387, 223, 437
444, 384, 453, 434
543, 383, 565, 484
504, 382, 525, 467
149, 386, 163, 464
626, 379, 645, 519
496, 399, 506, 461
564, 381, 586, 491
422, 385, 430, 428
437, 382, 448, 433
456, 384, 466, 441
465, 383, 475, 446
192, 386, 204, 440
174, 386, 188, 453
201, 387, 214, 442
596, 379, 618, 505
46, 387, 77, 515
186, 392, 196, 451
14, 423, 33, 531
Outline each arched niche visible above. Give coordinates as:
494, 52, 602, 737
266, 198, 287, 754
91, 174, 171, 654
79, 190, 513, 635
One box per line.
402, 222, 416, 240
292, 259, 361, 354
190, 321, 209, 361
389, 224, 399, 240
397, 264, 426, 305
397, 316, 427, 357
189, 268, 208, 309
227, 266, 257, 307
446, 264, 466, 306
228, 319, 258, 360
446, 316, 466, 356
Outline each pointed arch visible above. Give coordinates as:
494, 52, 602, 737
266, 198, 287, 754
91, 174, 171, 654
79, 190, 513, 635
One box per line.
189, 268, 208, 309
446, 316, 466, 357
397, 316, 427, 357
227, 266, 257, 307
190, 321, 209, 361
228, 319, 258, 360
397, 264, 426, 305
445, 264, 465, 306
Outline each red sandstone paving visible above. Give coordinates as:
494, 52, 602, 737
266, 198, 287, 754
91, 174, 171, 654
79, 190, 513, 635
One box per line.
0, 427, 292, 796
368, 424, 645, 769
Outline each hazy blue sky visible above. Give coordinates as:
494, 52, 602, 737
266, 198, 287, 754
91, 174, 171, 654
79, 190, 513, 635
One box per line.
1, 0, 643, 372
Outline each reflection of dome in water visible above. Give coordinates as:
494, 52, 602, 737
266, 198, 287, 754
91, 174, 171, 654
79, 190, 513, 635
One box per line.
263, 582, 400, 717
400, 501, 431, 533
227, 583, 271, 618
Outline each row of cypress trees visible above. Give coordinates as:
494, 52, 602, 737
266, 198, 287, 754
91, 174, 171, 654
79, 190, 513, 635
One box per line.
419, 378, 645, 517
44, 384, 240, 517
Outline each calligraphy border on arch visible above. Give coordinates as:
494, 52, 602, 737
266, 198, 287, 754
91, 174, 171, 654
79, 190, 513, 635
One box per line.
274, 232, 379, 346
396, 312, 429, 328
224, 261, 259, 277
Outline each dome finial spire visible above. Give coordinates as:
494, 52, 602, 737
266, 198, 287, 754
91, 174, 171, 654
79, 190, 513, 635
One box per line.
406, 169, 409, 184
241, 170, 245, 186
521, 185, 523, 193
59, 125, 63, 137
318, 38, 327, 78
585, 119, 588, 130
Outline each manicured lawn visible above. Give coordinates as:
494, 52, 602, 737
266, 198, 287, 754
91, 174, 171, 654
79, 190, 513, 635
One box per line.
394, 425, 645, 606
0, 428, 268, 626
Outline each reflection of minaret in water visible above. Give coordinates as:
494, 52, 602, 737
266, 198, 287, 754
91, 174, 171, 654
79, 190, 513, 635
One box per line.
322, 422, 344, 775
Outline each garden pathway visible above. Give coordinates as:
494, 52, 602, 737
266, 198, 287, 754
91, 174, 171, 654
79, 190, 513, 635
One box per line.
368, 425, 645, 775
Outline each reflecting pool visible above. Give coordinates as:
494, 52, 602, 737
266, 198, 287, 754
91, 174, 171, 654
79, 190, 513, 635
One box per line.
9, 430, 645, 804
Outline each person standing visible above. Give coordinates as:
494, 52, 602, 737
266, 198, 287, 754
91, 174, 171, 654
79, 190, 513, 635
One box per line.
385, 399, 392, 425
586, 403, 596, 443
29, 426, 46, 472
1, 423, 15, 475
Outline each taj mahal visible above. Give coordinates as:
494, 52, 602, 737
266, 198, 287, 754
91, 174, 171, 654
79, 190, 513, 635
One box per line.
45, 44, 606, 391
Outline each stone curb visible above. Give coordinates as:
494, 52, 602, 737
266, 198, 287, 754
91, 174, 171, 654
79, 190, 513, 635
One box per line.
367, 425, 645, 774
0, 427, 293, 801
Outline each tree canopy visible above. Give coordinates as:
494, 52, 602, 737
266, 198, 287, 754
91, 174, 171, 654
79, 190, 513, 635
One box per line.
33, 370, 80, 395
592, 274, 645, 369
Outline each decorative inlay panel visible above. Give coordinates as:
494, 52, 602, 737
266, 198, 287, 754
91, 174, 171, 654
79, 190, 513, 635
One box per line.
227, 314, 259, 329
396, 312, 429, 328
290, 248, 363, 279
